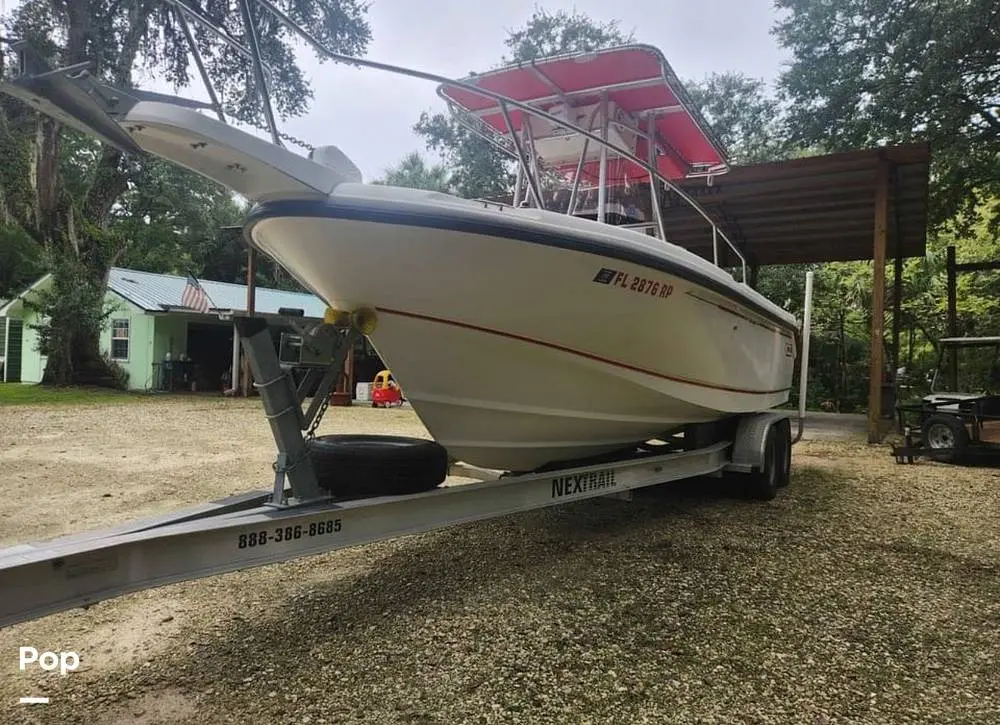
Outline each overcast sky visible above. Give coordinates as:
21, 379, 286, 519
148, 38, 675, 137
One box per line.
251, 0, 791, 181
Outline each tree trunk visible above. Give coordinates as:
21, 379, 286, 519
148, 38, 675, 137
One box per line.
29, 0, 146, 388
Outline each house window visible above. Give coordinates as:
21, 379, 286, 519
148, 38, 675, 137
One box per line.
111, 319, 130, 361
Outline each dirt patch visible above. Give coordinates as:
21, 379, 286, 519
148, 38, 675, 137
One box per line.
0, 398, 998, 724
103, 688, 199, 725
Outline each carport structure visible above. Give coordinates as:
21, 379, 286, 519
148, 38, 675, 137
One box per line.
656, 142, 932, 442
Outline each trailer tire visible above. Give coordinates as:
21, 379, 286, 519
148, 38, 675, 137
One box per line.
921, 415, 968, 463
308, 435, 448, 498
744, 424, 780, 501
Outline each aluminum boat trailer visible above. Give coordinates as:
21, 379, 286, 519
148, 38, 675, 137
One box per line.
0, 271, 814, 629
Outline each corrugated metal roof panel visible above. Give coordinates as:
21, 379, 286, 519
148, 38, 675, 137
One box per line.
108, 268, 327, 318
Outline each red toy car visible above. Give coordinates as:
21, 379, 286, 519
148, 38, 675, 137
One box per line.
371, 369, 404, 407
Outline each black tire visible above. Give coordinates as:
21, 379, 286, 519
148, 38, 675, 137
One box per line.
744, 425, 780, 501
308, 435, 448, 498
774, 417, 792, 488
921, 415, 969, 463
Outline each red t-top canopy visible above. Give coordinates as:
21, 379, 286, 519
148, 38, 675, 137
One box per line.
438, 45, 728, 186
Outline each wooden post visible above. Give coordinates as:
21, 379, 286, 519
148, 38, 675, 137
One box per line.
868, 158, 889, 443
946, 245, 958, 391
241, 247, 258, 397
748, 264, 759, 290
330, 331, 354, 406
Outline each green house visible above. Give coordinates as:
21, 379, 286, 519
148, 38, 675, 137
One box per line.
0, 267, 384, 392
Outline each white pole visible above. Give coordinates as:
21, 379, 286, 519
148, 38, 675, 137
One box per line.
231, 321, 240, 393
793, 270, 815, 444
597, 91, 608, 224
2, 316, 8, 382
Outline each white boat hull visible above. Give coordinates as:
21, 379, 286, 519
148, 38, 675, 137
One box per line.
248, 186, 798, 471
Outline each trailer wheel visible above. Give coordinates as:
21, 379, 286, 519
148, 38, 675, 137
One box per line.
308, 435, 448, 498
744, 424, 781, 501
921, 415, 968, 463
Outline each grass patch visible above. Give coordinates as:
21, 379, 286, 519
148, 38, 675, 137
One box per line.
0, 383, 147, 406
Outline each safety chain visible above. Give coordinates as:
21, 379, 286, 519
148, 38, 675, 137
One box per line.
248, 119, 316, 152
277, 129, 315, 152
305, 389, 331, 442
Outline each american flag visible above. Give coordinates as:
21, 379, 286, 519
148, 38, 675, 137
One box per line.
181, 274, 213, 313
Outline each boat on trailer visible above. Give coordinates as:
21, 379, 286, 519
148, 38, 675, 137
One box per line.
246, 46, 798, 472
6, 13, 800, 477
0, 0, 815, 630
1, 11, 796, 473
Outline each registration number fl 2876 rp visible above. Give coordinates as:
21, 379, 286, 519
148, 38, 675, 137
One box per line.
236, 519, 341, 549
592, 267, 674, 299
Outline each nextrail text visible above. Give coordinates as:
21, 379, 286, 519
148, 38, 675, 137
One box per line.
551, 470, 617, 498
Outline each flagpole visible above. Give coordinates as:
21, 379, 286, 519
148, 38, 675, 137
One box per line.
187, 270, 218, 311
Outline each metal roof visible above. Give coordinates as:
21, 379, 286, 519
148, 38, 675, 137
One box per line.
0, 273, 54, 317
651, 143, 931, 266
108, 268, 326, 318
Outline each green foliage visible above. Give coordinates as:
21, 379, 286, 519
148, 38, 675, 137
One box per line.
113, 159, 245, 274
685, 73, 789, 165
373, 151, 453, 193
411, 113, 514, 200
0, 0, 372, 386
414, 8, 633, 201
774, 0, 1000, 229
4, 0, 371, 126
500, 8, 633, 64
0, 222, 43, 300
196, 224, 306, 292
24, 248, 114, 386
0, 383, 144, 405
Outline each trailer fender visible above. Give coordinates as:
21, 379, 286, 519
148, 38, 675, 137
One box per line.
726, 412, 792, 474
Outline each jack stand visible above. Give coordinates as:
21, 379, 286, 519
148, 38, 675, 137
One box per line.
234, 315, 360, 505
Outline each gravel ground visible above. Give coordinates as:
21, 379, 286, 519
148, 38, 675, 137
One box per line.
0, 396, 998, 725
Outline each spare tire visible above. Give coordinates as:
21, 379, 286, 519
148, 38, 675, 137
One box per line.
307, 435, 449, 499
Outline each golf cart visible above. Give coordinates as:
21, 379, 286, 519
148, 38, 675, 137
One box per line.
893, 336, 1000, 463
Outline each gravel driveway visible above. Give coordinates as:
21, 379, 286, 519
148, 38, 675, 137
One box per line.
0, 396, 998, 724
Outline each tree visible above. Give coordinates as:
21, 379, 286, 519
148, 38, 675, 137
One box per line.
0, 0, 371, 385
113, 160, 246, 275
685, 72, 789, 166
373, 151, 453, 193
774, 0, 1000, 229
414, 8, 634, 201
499, 8, 633, 65
0, 222, 43, 301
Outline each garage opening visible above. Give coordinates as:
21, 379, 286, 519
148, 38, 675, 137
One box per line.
186, 321, 235, 392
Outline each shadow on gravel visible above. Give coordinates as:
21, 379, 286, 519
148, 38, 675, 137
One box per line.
123, 461, 849, 708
